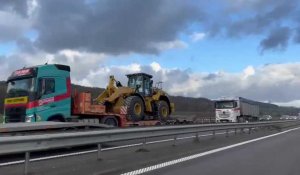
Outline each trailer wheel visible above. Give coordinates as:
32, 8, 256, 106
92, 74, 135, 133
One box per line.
124, 96, 145, 121
101, 116, 118, 127
155, 101, 170, 122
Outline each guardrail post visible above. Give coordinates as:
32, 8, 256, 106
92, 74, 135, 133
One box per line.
24, 152, 30, 175
136, 138, 149, 152
97, 144, 102, 160
194, 132, 200, 142
173, 136, 177, 146
143, 138, 147, 148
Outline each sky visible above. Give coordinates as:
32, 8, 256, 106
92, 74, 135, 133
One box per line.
1, 0, 300, 107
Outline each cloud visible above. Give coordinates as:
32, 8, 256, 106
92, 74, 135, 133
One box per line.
55, 60, 300, 107
1, 0, 300, 109
203, 0, 300, 52
190, 32, 206, 42
32, 0, 201, 54
0, 50, 107, 83
150, 62, 162, 72
2, 47, 300, 107
149, 40, 188, 52
0, 11, 31, 42
294, 26, 300, 44
0, 0, 28, 17
243, 65, 255, 79
0, 0, 38, 43
1, 0, 300, 54
260, 27, 291, 53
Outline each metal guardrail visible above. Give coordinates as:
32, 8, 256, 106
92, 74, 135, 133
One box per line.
0, 120, 299, 174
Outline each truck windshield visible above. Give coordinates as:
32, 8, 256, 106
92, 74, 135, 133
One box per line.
6, 78, 35, 98
215, 101, 236, 109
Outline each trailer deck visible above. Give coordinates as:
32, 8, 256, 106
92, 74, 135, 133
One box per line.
0, 122, 110, 135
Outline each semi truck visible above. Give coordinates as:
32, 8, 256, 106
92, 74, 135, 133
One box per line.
3, 64, 174, 127
215, 97, 259, 122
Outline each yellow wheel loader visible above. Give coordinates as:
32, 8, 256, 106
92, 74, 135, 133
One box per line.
94, 73, 174, 122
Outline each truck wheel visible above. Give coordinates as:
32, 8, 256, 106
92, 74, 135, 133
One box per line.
124, 96, 145, 121
48, 116, 65, 122
101, 116, 118, 127
238, 116, 246, 123
155, 101, 170, 122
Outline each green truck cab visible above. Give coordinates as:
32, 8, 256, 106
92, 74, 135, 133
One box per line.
4, 64, 71, 123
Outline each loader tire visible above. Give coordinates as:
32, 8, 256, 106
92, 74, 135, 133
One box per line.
124, 96, 145, 121
155, 101, 170, 122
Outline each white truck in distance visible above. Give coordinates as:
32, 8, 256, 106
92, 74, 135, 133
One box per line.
215, 97, 259, 122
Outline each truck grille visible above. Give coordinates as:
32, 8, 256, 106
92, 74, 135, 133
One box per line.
218, 111, 230, 118
5, 107, 26, 122
219, 114, 230, 118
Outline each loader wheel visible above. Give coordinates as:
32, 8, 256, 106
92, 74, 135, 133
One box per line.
124, 96, 145, 121
155, 101, 170, 122
101, 116, 118, 127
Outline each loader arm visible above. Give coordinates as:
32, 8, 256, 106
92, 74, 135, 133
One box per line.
94, 75, 117, 104
106, 87, 135, 103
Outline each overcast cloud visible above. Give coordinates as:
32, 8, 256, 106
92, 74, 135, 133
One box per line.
33, 0, 202, 54
0, 0, 299, 53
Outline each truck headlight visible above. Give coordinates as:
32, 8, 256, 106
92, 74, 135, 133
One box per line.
25, 115, 35, 123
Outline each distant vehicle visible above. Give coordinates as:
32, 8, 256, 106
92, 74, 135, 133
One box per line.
259, 115, 272, 121
280, 115, 289, 120
215, 97, 259, 123
290, 116, 298, 120
280, 115, 298, 120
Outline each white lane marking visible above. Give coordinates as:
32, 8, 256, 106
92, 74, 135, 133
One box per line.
0, 130, 233, 167
121, 127, 300, 175
0, 149, 97, 166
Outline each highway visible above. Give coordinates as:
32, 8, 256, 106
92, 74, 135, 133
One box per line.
134, 127, 300, 175
0, 126, 295, 175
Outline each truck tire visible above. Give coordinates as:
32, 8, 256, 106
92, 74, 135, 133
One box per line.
48, 115, 65, 122
238, 116, 246, 123
101, 116, 118, 127
155, 100, 170, 122
124, 96, 145, 121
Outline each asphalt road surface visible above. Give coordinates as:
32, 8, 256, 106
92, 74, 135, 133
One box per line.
142, 127, 300, 175
0, 126, 291, 175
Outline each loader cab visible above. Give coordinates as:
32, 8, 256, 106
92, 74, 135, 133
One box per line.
127, 73, 153, 96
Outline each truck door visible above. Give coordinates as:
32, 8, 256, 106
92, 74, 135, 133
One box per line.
35, 77, 57, 121
35, 77, 71, 121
